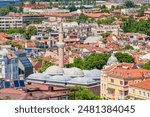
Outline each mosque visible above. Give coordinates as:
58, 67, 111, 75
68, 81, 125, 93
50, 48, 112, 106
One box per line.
26, 22, 118, 96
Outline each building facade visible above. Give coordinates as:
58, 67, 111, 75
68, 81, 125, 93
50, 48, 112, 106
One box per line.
0, 16, 23, 29
0, 49, 19, 80
129, 80, 150, 100
101, 63, 150, 100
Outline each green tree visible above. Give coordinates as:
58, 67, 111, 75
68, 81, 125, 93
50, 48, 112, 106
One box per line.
124, 1, 135, 8
6, 28, 25, 34
97, 17, 115, 25
121, 17, 150, 36
115, 52, 134, 63
71, 58, 84, 69
124, 44, 134, 50
77, 13, 88, 23
39, 60, 52, 73
138, 7, 145, 16
101, 32, 110, 38
142, 61, 150, 70
68, 86, 102, 100
83, 53, 110, 70
24, 25, 37, 40
69, 5, 77, 12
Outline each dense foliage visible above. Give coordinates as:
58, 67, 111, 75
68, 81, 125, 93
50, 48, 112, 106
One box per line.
39, 60, 53, 73
142, 61, 150, 70
77, 13, 89, 23
24, 25, 37, 40
97, 17, 115, 25
122, 17, 150, 36
124, 44, 134, 50
4, 41, 23, 49
0, 5, 22, 16
69, 53, 110, 70
124, 1, 135, 8
68, 86, 101, 100
115, 52, 134, 63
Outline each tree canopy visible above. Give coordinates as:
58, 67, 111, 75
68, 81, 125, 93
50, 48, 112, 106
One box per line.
0, 5, 22, 16
115, 52, 134, 63
39, 60, 53, 73
121, 17, 150, 36
142, 61, 150, 70
69, 53, 110, 70
124, 44, 134, 50
68, 86, 102, 100
124, 1, 135, 8
97, 17, 115, 25
77, 13, 89, 23
24, 25, 37, 40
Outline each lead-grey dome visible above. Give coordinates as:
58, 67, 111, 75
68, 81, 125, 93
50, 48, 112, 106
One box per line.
45, 66, 64, 75
63, 67, 84, 77
107, 53, 118, 65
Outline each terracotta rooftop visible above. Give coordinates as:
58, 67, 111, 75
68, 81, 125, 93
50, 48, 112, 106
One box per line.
0, 83, 68, 100
130, 80, 150, 91
6, 53, 17, 59
84, 13, 110, 18
105, 63, 150, 79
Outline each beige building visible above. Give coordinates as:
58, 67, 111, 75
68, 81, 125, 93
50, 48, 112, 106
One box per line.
101, 63, 150, 100
129, 80, 150, 100
0, 16, 23, 29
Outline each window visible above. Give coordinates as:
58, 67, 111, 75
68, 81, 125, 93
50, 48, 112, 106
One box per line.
147, 93, 150, 97
139, 91, 141, 95
125, 91, 128, 96
143, 92, 145, 96
110, 79, 114, 83
120, 81, 123, 85
124, 81, 128, 86
132, 89, 135, 94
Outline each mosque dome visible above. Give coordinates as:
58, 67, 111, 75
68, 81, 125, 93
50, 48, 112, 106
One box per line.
27, 73, 49, 80
107, 53, 118, 65
83, 69, 101, 79
45, 66, 64, 75
63, 67, 84, 77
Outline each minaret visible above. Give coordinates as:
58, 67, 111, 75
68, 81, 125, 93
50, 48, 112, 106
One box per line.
56, 22, 65, 68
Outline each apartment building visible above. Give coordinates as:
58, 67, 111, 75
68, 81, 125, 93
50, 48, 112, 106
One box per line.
101, 63, 150, 100
129, 80, 150, 100
0, 13, 48, 30
0, 16, 23, 30
0, 49, 19, 80
96, 24, 123, 35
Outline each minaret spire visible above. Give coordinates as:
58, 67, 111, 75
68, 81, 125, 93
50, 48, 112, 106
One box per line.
56, 21, 65, 68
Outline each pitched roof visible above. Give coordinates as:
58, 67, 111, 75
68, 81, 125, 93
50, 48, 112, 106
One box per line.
130, 80, 150, 90
83, 13, 110, 18
105, 63, 150, 79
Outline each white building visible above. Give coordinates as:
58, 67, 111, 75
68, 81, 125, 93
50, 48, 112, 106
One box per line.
0, 49, 19, 80
0, 16, 23, 29
95, 24, 123, 35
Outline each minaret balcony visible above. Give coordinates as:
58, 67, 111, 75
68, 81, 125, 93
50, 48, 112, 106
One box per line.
56, 42, 65, 48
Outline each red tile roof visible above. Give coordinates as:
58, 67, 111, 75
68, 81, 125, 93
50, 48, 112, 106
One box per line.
84, 13, 110, 18
105, 63, 150, 79
130, 80, 150, 90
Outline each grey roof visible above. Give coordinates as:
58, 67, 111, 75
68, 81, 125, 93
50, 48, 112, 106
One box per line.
107, 53, 118, 65
67, 77, 97, 86
26, 66, 100, 86
83, 36, 102, 44
45, 66, 64, 75
83, 69, 101, 80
